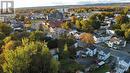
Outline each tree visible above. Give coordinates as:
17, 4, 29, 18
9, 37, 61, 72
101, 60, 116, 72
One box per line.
125, 29, 130, 41
9, 31, 30, 41
61, 21, 69, 29
4, 40, 17, 50
71, 15, 77, 24
61, 44, 70, 59
2, 38, 60, 73
91, 20, 101, 29
115, 29, 124, 37
89, 14, 101, 29
120, 7, 129, 16
121, 24, 130, 31
112, 24, 121, 30
15, 14, 20, 21
75, 20, 81, 29
60, 59, 84, 73
80, 20, 92, 32
50, 58, 60, 73
0, 22, 12, 36
80, 33, 95, 44
97, 14, 105, 22
115, 15, 129, 24
0, 32, 5, 40
29, 31, 45, 41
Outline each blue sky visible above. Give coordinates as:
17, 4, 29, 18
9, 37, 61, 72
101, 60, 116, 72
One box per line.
13, 0, 130, 8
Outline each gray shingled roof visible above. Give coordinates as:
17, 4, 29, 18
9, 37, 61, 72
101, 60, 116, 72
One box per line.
111, 50, 130, 63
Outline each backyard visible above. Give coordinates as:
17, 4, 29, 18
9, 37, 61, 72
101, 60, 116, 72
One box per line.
91, 64, 110, 73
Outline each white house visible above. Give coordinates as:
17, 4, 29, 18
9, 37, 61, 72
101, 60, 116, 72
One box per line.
0, 16, 4, 22
106, 36, 126, 49
10, 20, 24, 28
115, 57, 130, 73
46, 28, 66, 39
68, 30, 78, 35
93, 35, 111, 43
74, 40, 88, 48
86, 45, 97, 57
111, 50, 130, 73
106, 30, 115, 36
50, 49, 59, 60
30, 13, 45, 19
127, 14, 130, 18
76, 45, 97, 57
98, 49, 110, 61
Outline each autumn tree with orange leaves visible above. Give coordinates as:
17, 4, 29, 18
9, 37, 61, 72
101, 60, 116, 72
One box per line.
80, 33, 95, 44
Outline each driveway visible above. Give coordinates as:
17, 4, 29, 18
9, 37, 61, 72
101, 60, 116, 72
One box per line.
120, 43, 130, 53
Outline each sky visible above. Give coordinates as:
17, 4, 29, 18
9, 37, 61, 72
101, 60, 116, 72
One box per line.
10, 0, 130, 8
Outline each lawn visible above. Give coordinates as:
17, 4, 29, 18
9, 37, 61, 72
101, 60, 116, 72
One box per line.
91, 64, 110, 73
31, 20, 42, 24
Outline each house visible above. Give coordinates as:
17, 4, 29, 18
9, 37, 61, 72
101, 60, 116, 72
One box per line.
47, 12, 63, 20
74, 40, 88, 48
93, 35, 111, 43
68, 30, 80, 39
116, 57, 130, 73
106, 30, 115, 36
0, 16, 4, 22
31, 21, 46, 30
113, 52, 130, 73
30, 13, 45, 19
48, 20, 63, 28
98, 61, 105, 66
106, 36, 126, 49
93, 31, 111, 44
98, 48, 110, 61
93, 29, 112, 43
50, 48, 59, 60
68, 30, 78, 35
86, 45, 97, 57
127, 14, 130, 18
76, 45, 97, 57
49, 28, 66, 39
10, 20, 24, 28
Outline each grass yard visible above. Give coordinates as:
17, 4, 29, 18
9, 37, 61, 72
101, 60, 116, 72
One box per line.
31, 20, 42, 23
91, 64, 110, 73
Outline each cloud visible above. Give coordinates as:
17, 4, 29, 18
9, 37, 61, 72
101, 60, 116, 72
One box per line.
13, 0, 130, 8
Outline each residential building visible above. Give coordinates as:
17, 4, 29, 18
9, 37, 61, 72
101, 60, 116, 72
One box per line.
98, 48, 110, 61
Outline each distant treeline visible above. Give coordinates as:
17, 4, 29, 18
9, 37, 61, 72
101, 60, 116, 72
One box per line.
15, 6, 130, 14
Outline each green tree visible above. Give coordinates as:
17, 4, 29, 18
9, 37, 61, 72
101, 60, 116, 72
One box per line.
2, 38, 59, 73
115, 29, 124, 37
0, 32, 5, 40
50, 58, 60, 73
97, 14, 105, 22
120, 7, 129, 16
29, 31, 45, 41
125, 29, 130, 41
80, 20, 92, 32
61, 21, 69, 29
121, 24, 130, 31
60, 59, 84, 73
115, 15, 129, 24
75, 20, 81, 29
61, 44, 70, 59
89, 14, 101, 29
0, 22, 12, 35
91, 20, 101, 29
